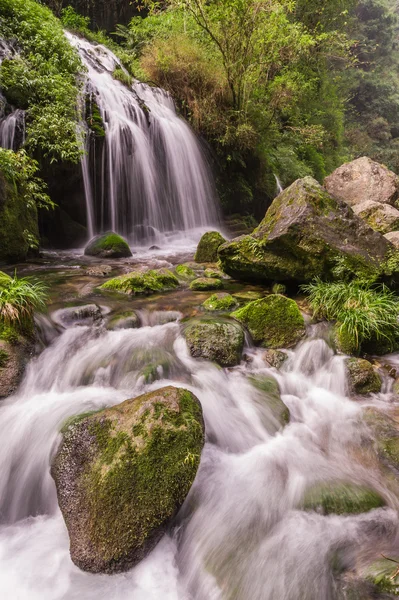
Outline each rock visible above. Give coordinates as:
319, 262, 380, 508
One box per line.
183, 318, 245, 367
202, 293, 237, 312
218, 177, 396, 284
346, 358, 382, 395
352, 200, 399, 234
324, 157, 399, 207
84, 231, 132, 258
364, 408, 399, 472
232, 290, 264, 303
175, 264, 196, 279
204, 267, 226, 279
263, 349, 289, 369
52, 386, 204, 574
84, 265, 112, 277
52, 304, 103, 328
384, 231, 399, 248
302, 481, 385, 515
194, 231, 227, 263
190, 277, 223, 291
106, 310, 140, 330
101, 268, 179, 295
149, 245, 160, 250
232, 295, 305, 348
0, 340, 26, 398
248, 375, 289, 427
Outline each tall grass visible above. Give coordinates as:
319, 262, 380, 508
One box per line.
0, 271, 47, 331
301, 279, 399, 353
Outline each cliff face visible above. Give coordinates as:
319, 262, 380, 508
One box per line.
43, 0, 139, 32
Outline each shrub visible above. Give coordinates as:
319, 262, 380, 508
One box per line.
302, 279, 399, 354
0, 271, 48, 333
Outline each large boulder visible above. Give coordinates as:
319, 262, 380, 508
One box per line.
324, 157, 399, 207
218, 177, 396, 284
194, 231, 226, 263
183, 318, 244, 367
84, 231, 132, 258
352, 200, 399, 234
384, 231, 399, 248
52, 386, 204, 574
232, 295, 305, 348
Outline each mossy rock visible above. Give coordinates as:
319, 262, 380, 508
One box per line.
365, 558, 399, 596
175, 264, 196, 279
183, 318, 244, 367
106, 311, 140, 330
346, 358, 382, 395
194, 231, 227, 263
263, 349, 289, 369
232, 295, 305, 348
364, 408, 399, 472
204, 267, 225, 279
218, 177, 398, 285
248, 374, 290, 426
101, 268, 179, 295
190, 277, 223, 291
51, 386, 205, 574
232, 290, 264, 303
202, 293, 237, 312
84, 231, 132, 258
302, 481, 385, 515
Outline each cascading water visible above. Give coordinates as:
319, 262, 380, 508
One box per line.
0, 296, 398, 600
0, 40, 25, 152
66, 33, 220, 245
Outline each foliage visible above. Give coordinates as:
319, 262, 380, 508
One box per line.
0, 0, 83, 163
0, 148, 54, 211
302, 278, 399, 353
0, 270, 47, 332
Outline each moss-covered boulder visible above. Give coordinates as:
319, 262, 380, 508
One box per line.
232, 295, 305, 348
202, 293, 237, 312
353, 200, 399, 234
183, 318, 244, 367
190, 277, 223, 291
218, 177, 397, 284
51, 386, 204, 574
263, 349, 289, 369
248, 375, 289, 427
302, 482, 385, 515
0, 167, 39, 263
195, 231, 226, 263
84, 231, 132, 258
204, 267, 225, 279
106, 310, 140, 330
346, 358, 382, 395
175, 264, 196, 279
101, 268, 179, 295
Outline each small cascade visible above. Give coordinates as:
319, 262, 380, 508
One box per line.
0, 40, 25, 151
275, 174, 283, 195
66, 33, 220, 245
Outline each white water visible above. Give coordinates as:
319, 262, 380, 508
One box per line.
0, 41, 25, 151
0, 304, 397, 599
66, 33, 220, 244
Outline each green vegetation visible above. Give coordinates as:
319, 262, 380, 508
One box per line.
190, 277, 223, 291
302, 279, 399, 354
101, 268, 179, 295
0, 270, 47, 335
202, 292, 237, 312
175, 264, 197, 279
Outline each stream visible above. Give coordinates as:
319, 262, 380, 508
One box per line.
0, 243, 398, 600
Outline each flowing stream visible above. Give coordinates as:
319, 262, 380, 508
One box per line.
0, 285, 397, 600
66, 33, 219, 243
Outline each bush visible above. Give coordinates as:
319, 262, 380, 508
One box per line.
0, 271, 47, 333
302, 279, 399, 354
0, 149, 53, 211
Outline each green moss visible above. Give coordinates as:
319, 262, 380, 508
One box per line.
202, 293, 237, 312
101, 269, 179, 295
183, 317, 244, 367
0, 324, 19, 345
204, 268, 224, 279
303, 482, 385, 515
175, 264, 196, 279
248, 375, 290, 425
112, 67, 133, 87
232, 295, 305, 348
85, 232, 132, 258
86, 95, 105, 138
194, 231, 227, 263
190, 277, 223, 291
346, 358, 382, 395
0, 349, 9, 368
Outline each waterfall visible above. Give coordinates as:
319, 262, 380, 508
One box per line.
66, 33, 220, 245
0, 40, 25, 152
275, 174, 283, 195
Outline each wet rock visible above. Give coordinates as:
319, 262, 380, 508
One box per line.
352, 200, 399, 234
53, 304, 103, 328
218, 177, 396, 284
84, 231, 132, 258
232, 290, 264, 303
248, 375, 289, 426
232, 295, 305, 348
384, 231, 399, 248
149, 245, 160, 250
175, 264, 196, 279
202, 292, 237, 312
190, 277, 223, 291
0, 340, 26, 398
106, 310, 140, 330
204, 267, 226, 279
101, 268, 179, 295
346, 358, 382, 395
364, 408, 399, 472
183, 318, 245, 367
52, 386, 204, 574
194, 231, 227, 263
324, 157, 399, 207
84, 265, 112, 277
302, 481, 385, 515
263, 349, 289, 369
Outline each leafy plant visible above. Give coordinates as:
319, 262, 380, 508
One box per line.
0, 271, 48, 332
301, 278, 399, 353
